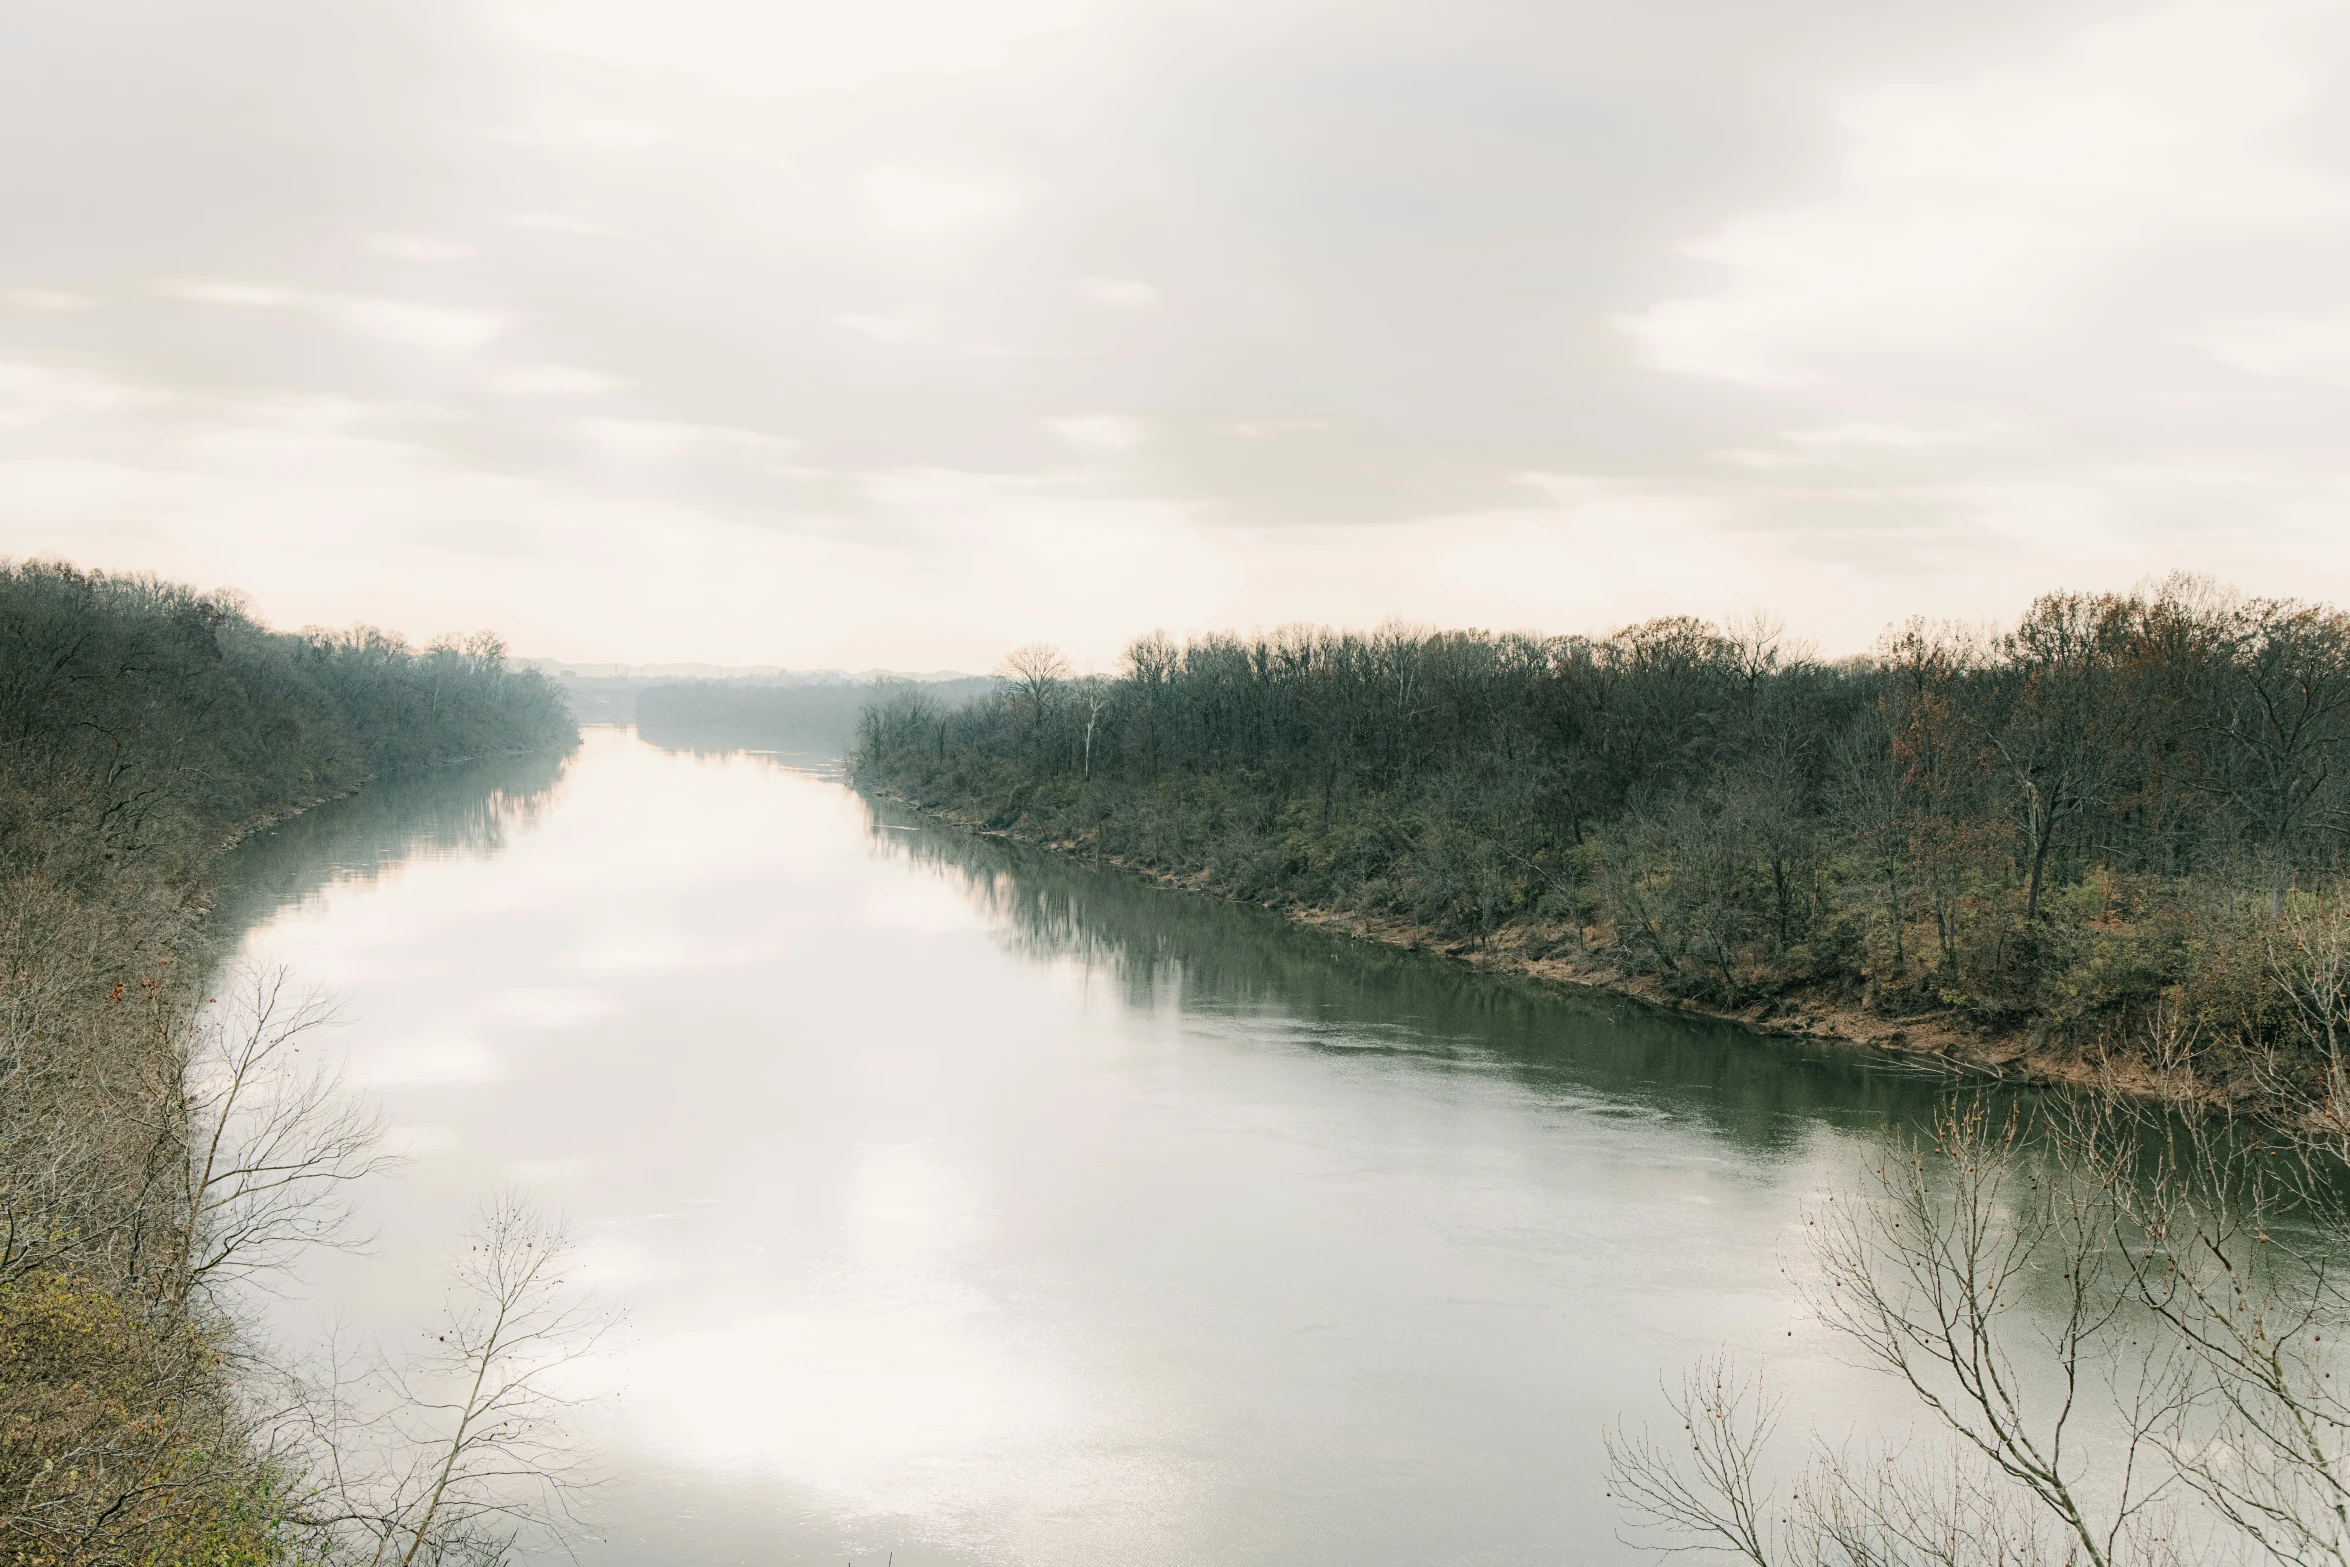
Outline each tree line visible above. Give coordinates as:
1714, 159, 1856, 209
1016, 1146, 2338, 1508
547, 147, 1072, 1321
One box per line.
853, 577, 2350, 1105
860, 578, 2350, 1562
0, 560, 585, 1563
2, 561, 573, 874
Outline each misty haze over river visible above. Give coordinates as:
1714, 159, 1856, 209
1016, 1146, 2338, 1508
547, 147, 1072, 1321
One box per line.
215, 726, 1989, 1566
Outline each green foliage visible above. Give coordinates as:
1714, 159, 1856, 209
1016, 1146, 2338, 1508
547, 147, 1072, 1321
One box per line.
0, 1272, 290, 1567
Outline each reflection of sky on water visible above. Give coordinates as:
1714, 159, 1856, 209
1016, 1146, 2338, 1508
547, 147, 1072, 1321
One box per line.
225, 727, 1979, 1566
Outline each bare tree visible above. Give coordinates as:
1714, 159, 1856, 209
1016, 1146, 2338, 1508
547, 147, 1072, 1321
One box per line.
2195, 602, 2350, 914
1987, 595, 2137, 924
1605, 1354, 2136, 1566
288, 1191, 609, 1566
2086, 1091, 2350, 1567
1726, 612, 1790, 712
1803, 1102, 2173, 1567
1074, 674, 1110, 780
174, 964, 398, 1306
1835, 705, 1910, 981
1611, 1100, 2190, 1567
2256, 894, 2350, 1146
1118, 631, 1179, 778
996, 643, 1070, 747
1607, 1355, 1783, 1563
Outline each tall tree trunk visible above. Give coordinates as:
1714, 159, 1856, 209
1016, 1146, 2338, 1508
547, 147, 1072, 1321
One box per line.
2024, 817, 2057, 924
1883, 842, 1906, 979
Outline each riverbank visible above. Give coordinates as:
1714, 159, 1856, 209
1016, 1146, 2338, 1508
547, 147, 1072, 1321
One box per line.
0, 562, 583, 1563
0, 747, 585, 1565
869, 788, 2217, 1111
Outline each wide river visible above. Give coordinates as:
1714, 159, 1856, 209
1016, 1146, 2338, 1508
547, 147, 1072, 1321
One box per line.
218, 726, 1967, 1566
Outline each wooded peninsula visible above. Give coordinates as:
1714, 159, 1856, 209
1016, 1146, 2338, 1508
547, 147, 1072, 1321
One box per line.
854, 578, 2350, 1116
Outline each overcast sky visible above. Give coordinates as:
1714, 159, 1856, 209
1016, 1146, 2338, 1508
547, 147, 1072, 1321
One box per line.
2, 0, 2346, 668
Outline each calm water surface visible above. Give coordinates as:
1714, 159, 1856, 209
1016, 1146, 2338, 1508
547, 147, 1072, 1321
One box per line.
220, 726, 1967, 1566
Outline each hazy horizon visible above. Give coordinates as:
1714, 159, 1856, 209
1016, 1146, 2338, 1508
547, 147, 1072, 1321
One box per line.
4, 0, 2346, 667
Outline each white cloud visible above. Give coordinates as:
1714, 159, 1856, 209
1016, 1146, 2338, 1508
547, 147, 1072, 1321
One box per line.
159, 278, 511, 352
2190, 313, 2350, 384
162, 280, 288, 308
354, 1035, 502, 1088
1624, 1, 2347, 385
550, 114, 683, 151
509, 212, 616, 235
0, 457, 162, 524
2, 287, 96, 312
365, 233, 474, 262
0, 362, 169, 425
490, 363, 633, 397
1049, 414, 1147, 451
13, 0, 2350, 673
1225, 418, 1331, 440
494, 0, 1091, 99
318, 297, 512, 352
482, 986, 615, 1027
381, 1123, 462, 1158
1715, 416, 2019, 468
864, 168, 1026, 238
578, 417, 800, 459
504, 1156, 590, 1186
1778, 419, 2012, 450
833, 304, 940, 345
1083, 276, 1158, 307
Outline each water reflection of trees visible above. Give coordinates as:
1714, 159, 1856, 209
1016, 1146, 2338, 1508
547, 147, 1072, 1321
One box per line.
860, 798, 2350, 1563
860, 798, 1963, 1158
630, 715, 846, 772
635, 735, 843, 770
211, 750, 575, 940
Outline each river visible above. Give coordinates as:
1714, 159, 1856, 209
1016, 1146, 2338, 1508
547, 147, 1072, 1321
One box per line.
218, 725, 1973, 1566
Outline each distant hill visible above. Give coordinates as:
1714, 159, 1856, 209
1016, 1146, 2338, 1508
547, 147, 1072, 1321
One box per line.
517, 658, 975, 682
527, 664, 987, 729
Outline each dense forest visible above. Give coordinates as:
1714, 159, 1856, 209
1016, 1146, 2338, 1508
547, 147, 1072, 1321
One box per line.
0, 561, 576, 1562
853, 578, 2350, 1107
